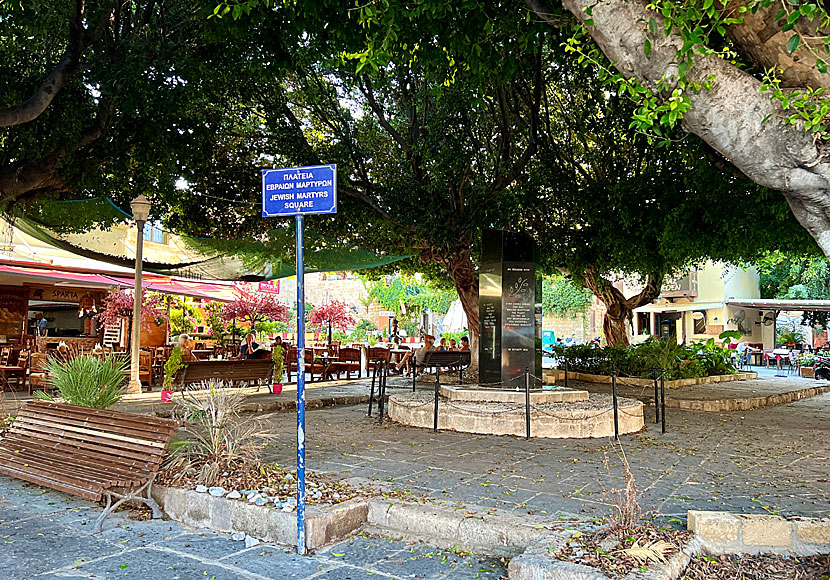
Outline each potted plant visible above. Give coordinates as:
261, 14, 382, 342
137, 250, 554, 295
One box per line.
162, 346, 186, 401
798, 352, 816, 377
271, 344, 285, 394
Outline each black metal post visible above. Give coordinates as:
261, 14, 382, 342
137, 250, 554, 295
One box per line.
564, 359, 569, 388
660, 370, 666, 434
611, 363, 619, 441
653, 368, 660, 424
368, 362, 377, 416
378, 362, 387, 425
525, 367, 531, 440
433, 366, 441, 432
412, 359, 417, 392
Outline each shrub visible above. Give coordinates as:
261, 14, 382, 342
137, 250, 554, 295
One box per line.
164, 382, 259, 486
552, 337, 736, 380
163, 346, 186, 388
36, 354, 127, 409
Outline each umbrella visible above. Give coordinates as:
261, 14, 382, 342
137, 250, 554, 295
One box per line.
442, 299, 468, 333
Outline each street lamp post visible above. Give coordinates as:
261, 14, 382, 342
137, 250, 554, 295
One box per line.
128, 194, 152, 395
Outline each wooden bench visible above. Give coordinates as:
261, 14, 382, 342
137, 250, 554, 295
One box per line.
413, 350, 472, 389
173, 359, 274, 390
0, 400, 181, 532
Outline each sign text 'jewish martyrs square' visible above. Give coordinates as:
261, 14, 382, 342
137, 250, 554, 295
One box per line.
261, 164, 337, 216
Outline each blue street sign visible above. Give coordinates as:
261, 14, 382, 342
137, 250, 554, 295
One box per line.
262, 164, 337, 217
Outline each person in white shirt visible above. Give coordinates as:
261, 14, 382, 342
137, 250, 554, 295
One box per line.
396, 334, 436, 375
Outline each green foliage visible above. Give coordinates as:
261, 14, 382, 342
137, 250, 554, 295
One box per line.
756, 251, 830, 326
163, 346, 187, 389
36, 354, 127, 409
551, 337, 736, 380
271, 344, 285, 383
170, 300, 203, 336
542, 275, 593, 318
351, 319, 378, 342
362, 275, 456, 317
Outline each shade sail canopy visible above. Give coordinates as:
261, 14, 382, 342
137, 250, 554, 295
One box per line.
0, 259, 244, 302
8, 197, 413, 280
633, 301, 725, 313
726, 299, 830, 312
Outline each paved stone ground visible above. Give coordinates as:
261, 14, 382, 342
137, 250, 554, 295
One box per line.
573, 366, 828, 403
255, 381, 830, 523
0, 475, 507, 580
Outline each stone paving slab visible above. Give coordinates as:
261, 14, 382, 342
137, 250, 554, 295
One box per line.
254, 389, 830, 523
0, 475, 508, 580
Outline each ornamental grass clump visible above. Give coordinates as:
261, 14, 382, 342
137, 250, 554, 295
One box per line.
36, 354, 127, 409
164, 381, 260, 486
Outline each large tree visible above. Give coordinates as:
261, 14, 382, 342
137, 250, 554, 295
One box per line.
519, 62, 817, 345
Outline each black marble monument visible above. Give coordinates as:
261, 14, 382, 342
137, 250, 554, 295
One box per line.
479, 229, 542, 387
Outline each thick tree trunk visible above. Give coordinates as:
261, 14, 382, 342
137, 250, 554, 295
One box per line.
528, 0, 830, 259
421, 246, 480, 377
581, 268, 663, 347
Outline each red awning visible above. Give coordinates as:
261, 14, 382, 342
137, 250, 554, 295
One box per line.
0, 259, 244, 302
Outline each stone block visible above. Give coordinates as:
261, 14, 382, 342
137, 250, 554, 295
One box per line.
688, 511, 740, 544
797, 519, 830, 545
305, 499, 368, 550
740, 515, 792, 547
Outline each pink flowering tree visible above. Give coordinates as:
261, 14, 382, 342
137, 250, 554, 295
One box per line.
309, 300, 356, 342
95, 289, 167, 327
220, 294, 289, 327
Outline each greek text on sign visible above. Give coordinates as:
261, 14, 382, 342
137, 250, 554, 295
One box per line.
262, 164, 337, 216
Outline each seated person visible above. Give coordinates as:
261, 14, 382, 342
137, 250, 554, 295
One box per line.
177, 334, 195, 362
437, 337, 448, 351
448, 338, 458, 351
396, 334, 435, 375
237, 333, 260, 360
459, 336, 470, 351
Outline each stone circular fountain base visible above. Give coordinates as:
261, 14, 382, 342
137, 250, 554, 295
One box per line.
387, 392, 644, 438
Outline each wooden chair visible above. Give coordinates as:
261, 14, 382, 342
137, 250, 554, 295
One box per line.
366, 347, 390, 376
286, 348, 326, 382
329, 347, 361, 379
1, 349, 29, 392
0, 400, 181, 532
139, 350, 153, 390
27, 353, 50, 395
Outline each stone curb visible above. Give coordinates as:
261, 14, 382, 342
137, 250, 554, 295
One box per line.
688, 510, 830, 556
666, 385, 830, 413
506, 537, 704, 580
152, 486, 567, 556
367, 498, 564, 557
151, 485, 368, 551
542, 369, 757, 389
141, 394, 370, 418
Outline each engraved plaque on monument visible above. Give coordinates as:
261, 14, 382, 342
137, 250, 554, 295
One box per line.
479, 229, 541, 387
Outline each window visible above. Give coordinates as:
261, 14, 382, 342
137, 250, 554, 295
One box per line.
693, 311, 707, 334
143, 223, 167, 244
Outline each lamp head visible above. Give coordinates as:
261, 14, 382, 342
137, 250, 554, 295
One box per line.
130, 194, 152, 222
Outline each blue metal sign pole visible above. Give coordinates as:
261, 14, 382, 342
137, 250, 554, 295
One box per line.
295, 215, 306, 555
261, 164, 336, 556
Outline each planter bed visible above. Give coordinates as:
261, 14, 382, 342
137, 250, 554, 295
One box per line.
542, 369, 757, 389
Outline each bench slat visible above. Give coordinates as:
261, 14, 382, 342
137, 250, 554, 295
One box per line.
2, 434, 158, 471
27, 400, 181, 431
0, 449, 135, 488
1, 438, 154, 482
4, 428, 165, 467
0, 464, 103, 501
14, 410, 172, 447
9, 421, 167, 458
0, 451, 114, 492
18, 405, 179, 437
14, 416, 167, 449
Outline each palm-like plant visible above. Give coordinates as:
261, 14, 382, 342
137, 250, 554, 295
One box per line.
36, 354, 127, 409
